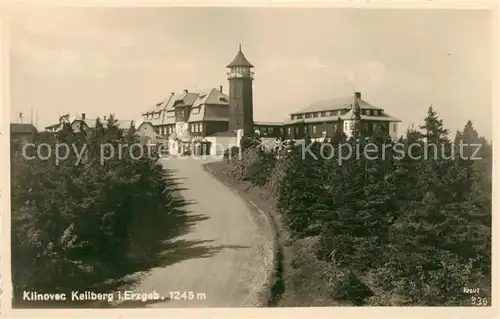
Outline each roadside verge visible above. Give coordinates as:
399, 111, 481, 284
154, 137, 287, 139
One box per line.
202, 161, 279, 307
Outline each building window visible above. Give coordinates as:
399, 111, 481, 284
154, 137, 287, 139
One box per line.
320, 112, 327, 117
198, 123, 202, 133
236, 103, 240, 109
312, 126, 316, 134
313, 113, 319, 118
305, 113, 312, 119
344, 122, 348, 131
287, 127, 291, 135
295, 127, 299, 134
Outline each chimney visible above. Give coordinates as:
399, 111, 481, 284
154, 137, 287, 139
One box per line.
220, 85, 223, 93
183, 89, 188, 93
355, 92, 361, 99
81, 113, 86, 120
171, 92, 175, 95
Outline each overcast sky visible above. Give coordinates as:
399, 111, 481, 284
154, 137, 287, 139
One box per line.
8, 6, 493, 139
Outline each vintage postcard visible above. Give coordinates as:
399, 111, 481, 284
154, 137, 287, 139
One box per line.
0, 1, 498, 318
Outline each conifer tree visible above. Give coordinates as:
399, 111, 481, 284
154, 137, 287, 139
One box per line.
352, 98, 363, 139
419, 106, 450, 143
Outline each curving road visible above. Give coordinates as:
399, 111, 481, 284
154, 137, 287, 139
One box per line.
120, 157, 273, 308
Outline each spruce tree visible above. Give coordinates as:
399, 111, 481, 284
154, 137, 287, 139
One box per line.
419, 105, 450, 144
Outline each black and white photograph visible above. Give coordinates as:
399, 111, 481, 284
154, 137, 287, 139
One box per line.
1, 1, 497, 315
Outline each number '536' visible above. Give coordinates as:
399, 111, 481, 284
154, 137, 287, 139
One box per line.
471, 296, 488, 306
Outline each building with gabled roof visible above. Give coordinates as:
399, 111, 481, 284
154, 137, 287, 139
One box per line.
138, 46, 401, 154
45, 113, 133, 134
138, 87, 232, 140
276, 92, 401, 140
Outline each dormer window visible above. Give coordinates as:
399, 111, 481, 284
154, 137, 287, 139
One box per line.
198, 94, 207, 99
219, 97, 228, 103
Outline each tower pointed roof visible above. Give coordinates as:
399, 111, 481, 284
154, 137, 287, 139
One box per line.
226, 45, 254, 68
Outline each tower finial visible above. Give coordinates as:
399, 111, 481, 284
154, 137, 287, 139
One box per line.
239, 44, 242, 51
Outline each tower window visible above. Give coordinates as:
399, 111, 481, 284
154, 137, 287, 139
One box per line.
236, 103, 240, 109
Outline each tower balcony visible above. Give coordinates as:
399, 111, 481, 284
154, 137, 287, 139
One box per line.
226, 71, 254, 79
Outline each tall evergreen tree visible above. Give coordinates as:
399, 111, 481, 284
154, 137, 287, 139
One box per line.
419, 106, 450, 144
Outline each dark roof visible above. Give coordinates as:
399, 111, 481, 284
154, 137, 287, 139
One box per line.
11, 123, 36, 134
226, 46, 254, 68
206, 130, 237, 137
291, 96, 383, 115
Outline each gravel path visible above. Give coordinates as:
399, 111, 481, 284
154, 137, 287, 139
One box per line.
120, 157, 272, 308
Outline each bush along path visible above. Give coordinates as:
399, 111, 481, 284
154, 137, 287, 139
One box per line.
10, 116, 191, 308
215, 107, 492, 306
